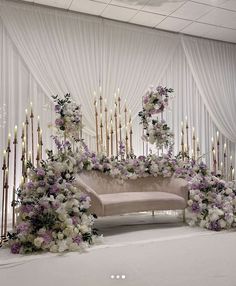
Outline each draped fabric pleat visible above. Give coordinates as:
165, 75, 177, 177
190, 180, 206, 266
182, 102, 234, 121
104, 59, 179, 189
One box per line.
182, 36, 236, 143
0, 0, 236, 206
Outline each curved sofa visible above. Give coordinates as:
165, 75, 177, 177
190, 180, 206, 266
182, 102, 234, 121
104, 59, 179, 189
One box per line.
76, 171, 188, 218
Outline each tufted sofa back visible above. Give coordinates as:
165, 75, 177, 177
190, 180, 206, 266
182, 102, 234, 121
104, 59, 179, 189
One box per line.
78, 171, 188, 201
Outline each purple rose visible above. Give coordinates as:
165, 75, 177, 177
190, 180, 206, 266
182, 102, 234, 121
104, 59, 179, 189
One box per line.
38, 180, 46, 187
72, 216, 78, 225
191, 202, 200, 213
51, 201, 60, 209
27, 182, 35, 189
73, 235, 82, 245
80, 194, 89, 202
138, 156, 145, 161
55, 118, 64, 127
16, 222, 30, 233
49, 184, 59, 194
11, 242, 21, 254
143, 96, 148, 104
21, 204, 34, 213
209, 220, 221, 231
55, 105, 61, 112
37, 169, 45, 177
41, 232, 53, 244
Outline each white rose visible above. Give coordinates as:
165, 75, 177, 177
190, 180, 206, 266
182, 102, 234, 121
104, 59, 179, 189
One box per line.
74, 227, 79, 234
199, 220, 207, 228
210, 212, 219, 221
66, 218, 73, 225
79, 225, 89, 234
72, 207, 80, 213
225, 188, 233, 195
57, 194, 65, 202
58, 240, 68, 252
194, 195, 200, 201
68, 243, 79, 252
48, 170, 54, 177
57, 232, 64, 240
34, 237, 44, 248
219, 219, 227, 229
188, 199, 193, 206
65, 173, 71, 179
58, 213, 67, 222
82, 200, 91, 209
50, 245, 58, 253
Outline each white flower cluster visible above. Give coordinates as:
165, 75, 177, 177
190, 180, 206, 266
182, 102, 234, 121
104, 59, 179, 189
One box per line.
10, 147, 101, 254
54, 94, 83, 141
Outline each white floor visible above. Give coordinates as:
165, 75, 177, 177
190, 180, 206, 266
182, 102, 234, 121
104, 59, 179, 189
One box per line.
1, 212, 236, 286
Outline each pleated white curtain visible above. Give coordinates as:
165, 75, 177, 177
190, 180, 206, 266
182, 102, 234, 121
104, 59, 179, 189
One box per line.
0, 0, 179, 140
182, 36, 236, 143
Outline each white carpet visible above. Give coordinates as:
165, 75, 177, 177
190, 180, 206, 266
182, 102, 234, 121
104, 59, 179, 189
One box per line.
1, 212, 236, 286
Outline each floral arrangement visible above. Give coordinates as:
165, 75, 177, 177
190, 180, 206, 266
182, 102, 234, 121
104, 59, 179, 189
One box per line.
139, 86, 174, 149
53, 94, 83, 141
175, 160, 236, 231
9, 139, 100, 254
143, 118, 174, 148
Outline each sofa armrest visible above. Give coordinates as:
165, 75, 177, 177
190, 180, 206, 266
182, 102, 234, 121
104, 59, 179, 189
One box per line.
74, 178, 104, 216
170, 177, 189, 202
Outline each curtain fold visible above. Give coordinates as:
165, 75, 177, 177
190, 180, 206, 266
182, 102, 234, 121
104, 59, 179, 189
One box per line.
182, 35, 236, 143
0, 0, 179, 139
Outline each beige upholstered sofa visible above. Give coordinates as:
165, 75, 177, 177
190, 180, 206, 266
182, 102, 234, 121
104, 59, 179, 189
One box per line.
76, 171, 188, 218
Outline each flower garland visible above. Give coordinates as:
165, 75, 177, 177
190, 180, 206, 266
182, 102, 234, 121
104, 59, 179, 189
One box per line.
138, 86, 174, 149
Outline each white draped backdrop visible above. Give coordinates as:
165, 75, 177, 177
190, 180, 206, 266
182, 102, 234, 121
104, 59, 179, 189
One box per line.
0, 0, 236, 204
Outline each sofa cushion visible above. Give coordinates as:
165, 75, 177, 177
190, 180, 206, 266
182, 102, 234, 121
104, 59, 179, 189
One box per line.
99, 192, 186, 216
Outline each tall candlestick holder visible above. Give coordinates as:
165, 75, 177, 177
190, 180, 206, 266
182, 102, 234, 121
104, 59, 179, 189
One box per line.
124, 104, 127, 129
30, 104, 34, 165
21, 141, 25, 176
110, 122, 113, 157
100, 115, 103, 152
192, 128, 196, 161
36, 144, 40, 168
1, 151, 7, 242
95, 102, 99, 153
99, 94, 103, 116
12, 130, 18, 229
118, 96, 121, 116
223, 144, 227, 179
213, 149, 217, 175
114, 109, 118, 156
197, 138, 200, 159
181, 131, 184, 160
6, 133, 11, 169
39, 130, 43, 160
125, 127, 129, 157
3, 169, 9, 239
105, 106, 108, 155
129, 125, 133, 156
185, 119, 189, 155
107, 133, 110, 157
25, 109, 29, 160
119, 115, 122, 144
